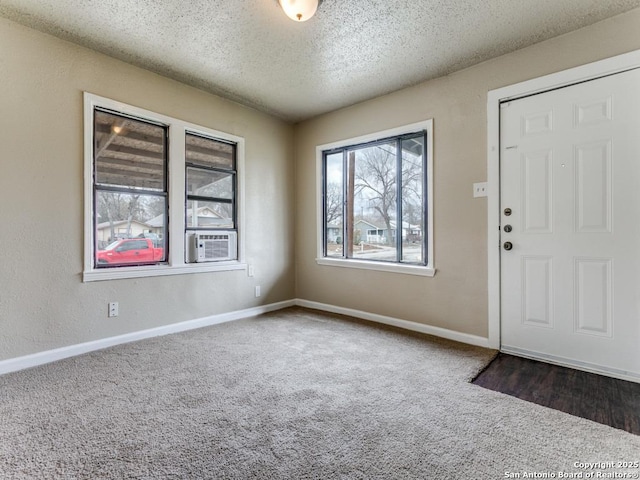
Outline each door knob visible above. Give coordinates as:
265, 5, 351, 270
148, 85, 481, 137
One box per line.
503, 242, 513, 251
504, 225, 512, 233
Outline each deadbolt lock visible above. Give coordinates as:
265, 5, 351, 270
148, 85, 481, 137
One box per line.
504, 208, 512, 216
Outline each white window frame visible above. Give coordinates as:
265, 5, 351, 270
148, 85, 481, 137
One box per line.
83, 92, 246, 282
316, 120, 435, 277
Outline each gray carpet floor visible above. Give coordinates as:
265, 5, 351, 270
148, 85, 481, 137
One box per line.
1, 307, 639, 479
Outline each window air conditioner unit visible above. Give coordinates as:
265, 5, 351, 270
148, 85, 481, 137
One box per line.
188, 231, 237, 262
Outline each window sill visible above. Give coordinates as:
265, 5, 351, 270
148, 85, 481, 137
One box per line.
316, 257, 436, 277
83, 262, 247, 282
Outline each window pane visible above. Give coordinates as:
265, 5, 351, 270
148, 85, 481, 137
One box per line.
94, 110, 166, 192
186, 133, 234, 170
187, 167, 233, 199
95, 191, 166, 266
322, 129, 429, 268
402, 137, 424, 264
352, 142, 397, 262
187, 200, 234, 228
325, 153, 343, 257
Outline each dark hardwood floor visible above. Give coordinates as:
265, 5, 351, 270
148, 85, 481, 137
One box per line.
472, 353, 640, 435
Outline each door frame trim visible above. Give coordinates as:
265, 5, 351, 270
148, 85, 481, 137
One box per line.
487, 49, 640, 351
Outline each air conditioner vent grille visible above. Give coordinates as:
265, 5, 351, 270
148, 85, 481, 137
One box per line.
204, 235, 230, 259
187, 231, 237, 262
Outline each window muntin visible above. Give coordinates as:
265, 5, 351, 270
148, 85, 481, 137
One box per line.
93, 109, 168, 267
401, 136, 425, 264
185, 133, 237, 234
322, 132, 427, 266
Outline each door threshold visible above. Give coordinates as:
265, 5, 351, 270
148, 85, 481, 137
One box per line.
501, 345, 640, 384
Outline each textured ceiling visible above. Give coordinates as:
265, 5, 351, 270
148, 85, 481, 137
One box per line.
1, 0, 639, 122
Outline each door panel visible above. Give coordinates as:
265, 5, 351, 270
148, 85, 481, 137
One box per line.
575, 140, 611, 233
500, 68, 640, 379
521, 256, 553, 328
522, 149, 553, 233
574, 257, 612, 337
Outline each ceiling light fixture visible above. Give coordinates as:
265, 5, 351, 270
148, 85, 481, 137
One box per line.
278, 0, 319, 22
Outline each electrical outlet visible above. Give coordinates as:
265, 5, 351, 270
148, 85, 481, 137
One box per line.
473, 182, 488, 198
255, 286, 261, 297
108, 302, 119, 317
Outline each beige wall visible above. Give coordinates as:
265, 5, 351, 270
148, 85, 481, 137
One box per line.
294, 9, 640, 338
0, 17, 295, 361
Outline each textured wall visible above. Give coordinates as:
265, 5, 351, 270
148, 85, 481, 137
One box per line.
294, 9, 640, 338
0, 17, 295, 361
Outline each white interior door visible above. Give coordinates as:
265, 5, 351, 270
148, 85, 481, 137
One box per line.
500, 68, 640, 381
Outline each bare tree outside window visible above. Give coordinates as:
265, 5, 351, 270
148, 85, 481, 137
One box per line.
97, 192, 142, 240
354, 142, 397, 247
97, 192, 165, 242
325, 182, 344, 226
324, 152, 344, 257
323, 132, 426, 265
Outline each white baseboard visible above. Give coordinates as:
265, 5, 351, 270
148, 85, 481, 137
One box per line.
0, 298, 492, 376
0, 300, 296, 376
501, 345, 640, 384
294, 299, 493, 349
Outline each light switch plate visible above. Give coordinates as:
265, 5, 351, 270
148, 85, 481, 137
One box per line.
473, 182, 488, 198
